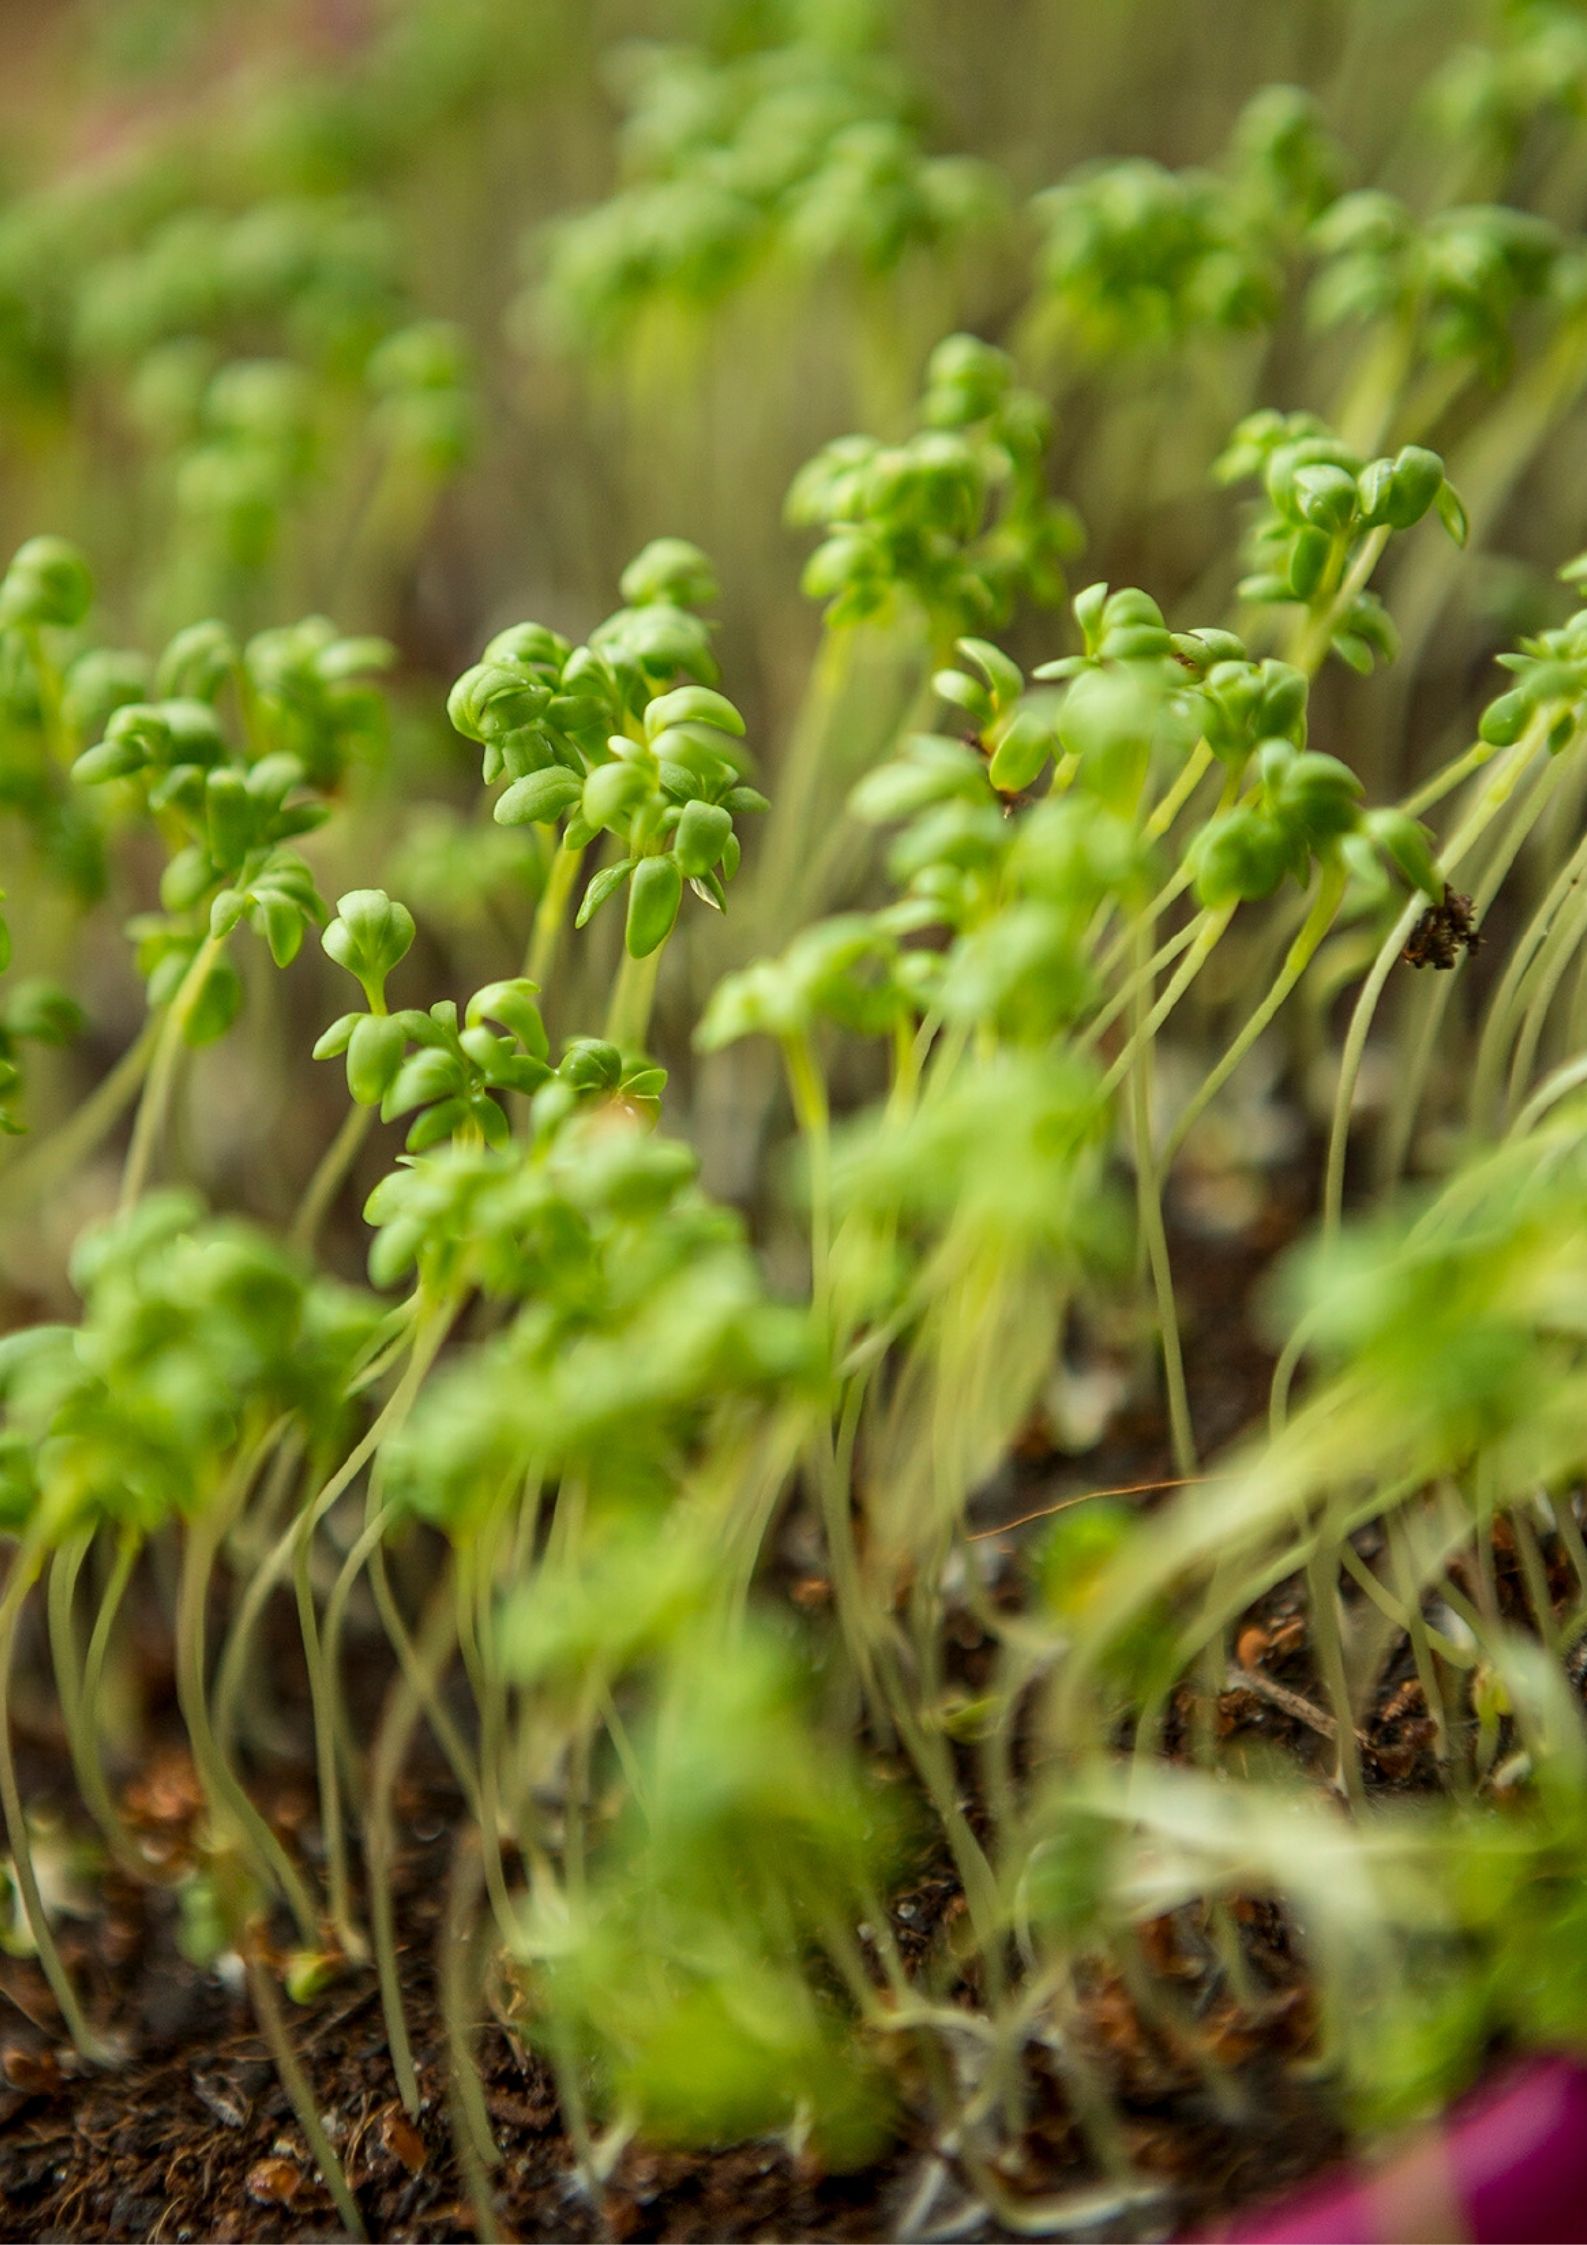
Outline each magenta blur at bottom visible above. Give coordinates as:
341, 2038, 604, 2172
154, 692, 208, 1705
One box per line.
1200, 2057, 1587, 2244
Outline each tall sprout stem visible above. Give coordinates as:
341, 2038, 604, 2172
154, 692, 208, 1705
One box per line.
119, 931, 228, 1211
1098, 906, 1234, 1103
0, 1020, 158, 1215
1079, 915, 1205, 1057
1465, 774, 1587, 1130
1380, 748, 1570, 1189
604, 943, 662, 1053
176, 1500, 320, 1946
290, 1104, 373, 1254
1503, 876, 1587, 1121
1128, 924, 1196, 1477
1324, 734, 1540, 1237
526, 838, 585, 992
752, 627, 858, 927
440, 1833, 502, 2239
367, 1566, 461, 2119
44, 1534, 89, 1782
55, 1527, 145, 1874
782, 1029, 831, 1313
0, 1539, 109, 2059
213, 1354, 407, 1750
1162, 863, 1346, 1171
451, 1533, 519, 1943
1290, 527, 1392, 678
245, 1950, 366, 2240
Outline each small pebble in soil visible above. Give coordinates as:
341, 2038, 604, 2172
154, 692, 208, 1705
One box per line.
246, 2158, 305, 2207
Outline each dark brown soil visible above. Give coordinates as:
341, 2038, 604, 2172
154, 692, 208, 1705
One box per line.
0, 1775, 1347, 2244
0, 1166, 1553, 2244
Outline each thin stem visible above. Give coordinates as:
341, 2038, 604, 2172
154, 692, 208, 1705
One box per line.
367, 1567, 461, 2118
604, 942, 662, 1053
1077, 915, 1204, 1058
1097, 907, 1234, 1104
176, 1499, 320, 1945
1290, 526, 1391, 678
782, 1030, 831, 1315
1162, 863, 1346, 1171
215, 1308, 440, 1765
290, 1104, 373, 1254
1323, 735, 1539, 1236
245, 1952, 367, 2240
22, 626, 72, 766
526, 837, 586, 993
1504, 876, 1587, 1123
1128, 925, 1196, 1477
1143, 739, 1214, 841
59, 1527, 145, 1874
44, 1534, 89, 1777
0, 1539, 108, 2059
440, 1833, 502, 2235
1380, 743, 1568, 1190
0, 1020, 158, 1214
120, 932, 228, 1210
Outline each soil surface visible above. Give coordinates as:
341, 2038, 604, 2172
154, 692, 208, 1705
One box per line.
0, 1164, 1554, 2243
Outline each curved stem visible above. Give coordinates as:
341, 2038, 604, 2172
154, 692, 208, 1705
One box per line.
309, 1312, 456, 1944
245, 1951, 366, 2239
1097, 906, 1234, 1103
120, 932, 228, 1210
782, 1030, 831, 1316
57, 1528, 145, 1875
176, 1497, 320, 1945
366, 1566, 461, 2118
1078, 915, 1203, 1058
1289, 526, 1391, 679
0, 1538, 109, 2059
1128, 924, 1196, 1477
1162, 863, 1346, 1171
290, 1104, 373, 1254
525, 837, 586, 993
0, 1021, 158, 1214
1323, 735, 1540, 1236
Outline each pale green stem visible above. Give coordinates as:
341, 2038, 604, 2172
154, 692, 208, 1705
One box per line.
176, 1501, 320, 1945
1078, 915, 1204, 1058
1323, 735, 1539, 1237
1399, 738, 1495, 820
440, 1834, 502, 2202
1380, 743, 1567, 1189
290, 1103, 373, 1254
310, 1313, 457, 1944
1143, 739, 1214, 841
1306, 1524, 1363, 1804
1097, 907, 1234, 1103
367, 1566, 459, 2118
1162, 863, 1347, 1171
604, 941, 662, 1053
525, 837, 585, 992
120, 931, 228, 1210
213, 1317, 435, 1762
22, 627, 71, 767
1289, 526, 1391, 679
78, 1528, 144, 1869
0, 1537, 109, 2058
782, 1030, 831, 1315
1504, 876, 1587, 1123
1128, 925, 1196, 1477
246, 1952, 366, 2239
0, 1020, 158, 1214
1467, 785, 1587, 1133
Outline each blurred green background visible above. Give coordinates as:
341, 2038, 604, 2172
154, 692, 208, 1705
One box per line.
4, 0, 1586, 1270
